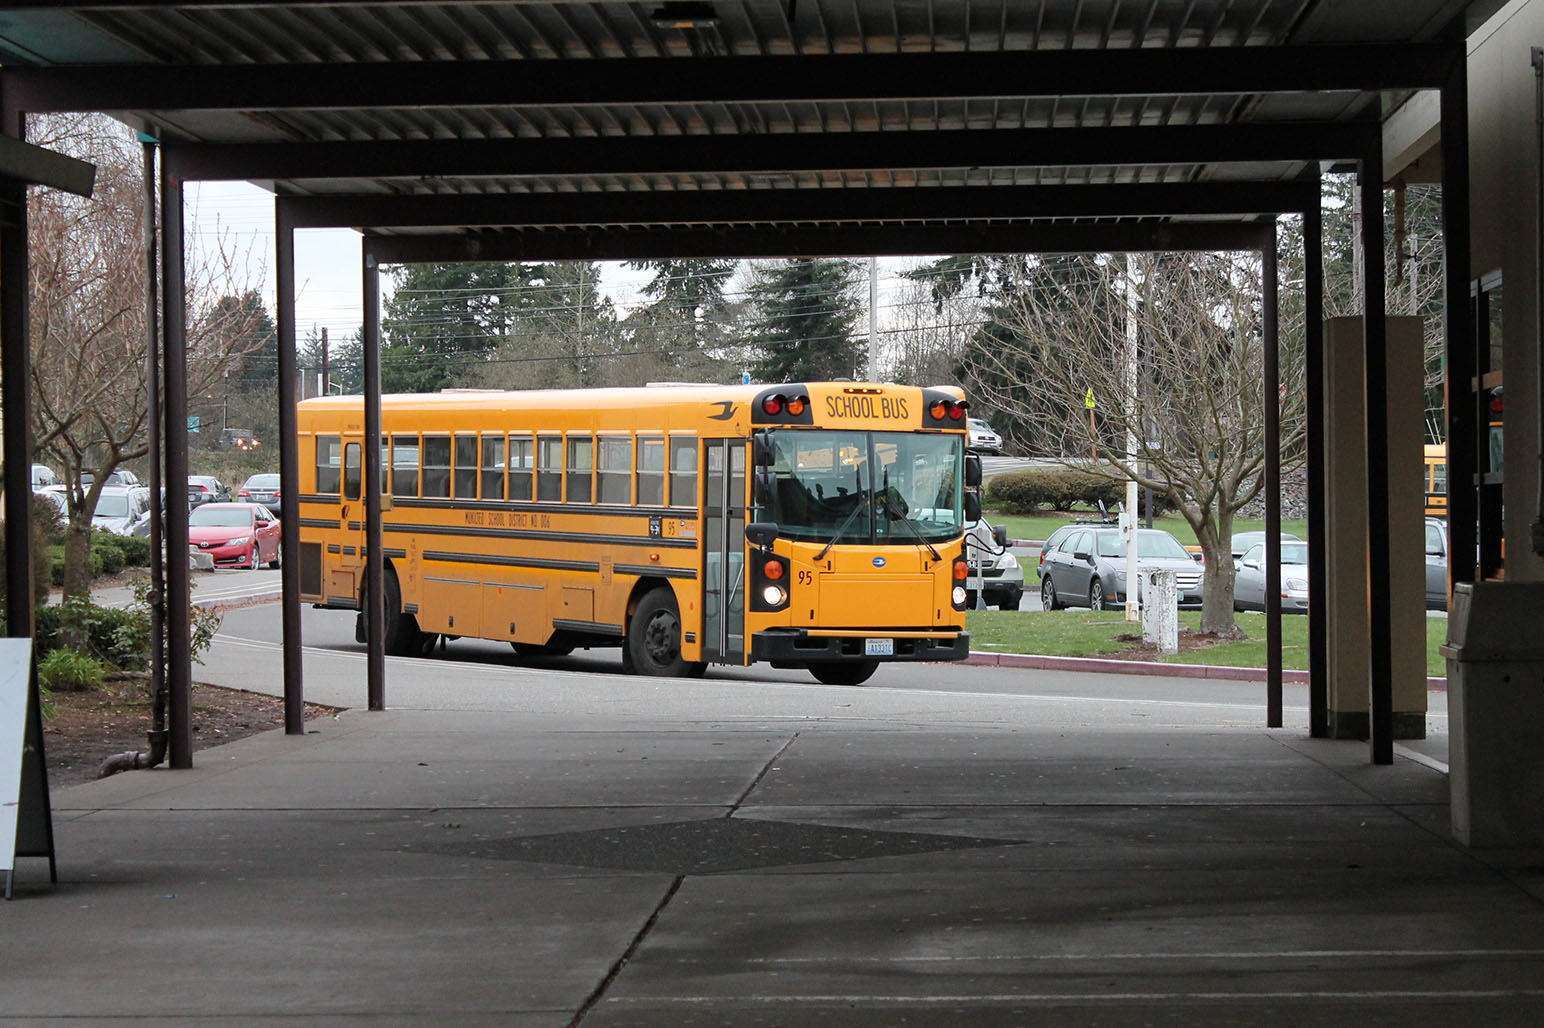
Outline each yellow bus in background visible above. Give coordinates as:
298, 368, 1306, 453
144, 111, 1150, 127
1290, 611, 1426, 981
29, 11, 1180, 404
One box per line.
1423, 442, 1447, 519
296, 382, 978, 685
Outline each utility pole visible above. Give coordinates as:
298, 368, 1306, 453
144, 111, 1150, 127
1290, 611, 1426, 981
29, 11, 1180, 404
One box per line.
868, 257, 878, 381
1124, 254, 1141, 623
320, 326, 329, 397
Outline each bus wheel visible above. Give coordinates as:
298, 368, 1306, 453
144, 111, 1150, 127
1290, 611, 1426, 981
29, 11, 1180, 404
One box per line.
381, 567, 424, 657
627, 587, 694, 677
809, 662, 878, 686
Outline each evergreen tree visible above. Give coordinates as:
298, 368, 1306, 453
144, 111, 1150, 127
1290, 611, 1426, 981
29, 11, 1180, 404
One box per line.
747, 258, 863, 383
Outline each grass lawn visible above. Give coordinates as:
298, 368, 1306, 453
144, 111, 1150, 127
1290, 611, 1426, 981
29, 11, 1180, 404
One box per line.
964, 609, 1449, 678
986, 511, 1310, 548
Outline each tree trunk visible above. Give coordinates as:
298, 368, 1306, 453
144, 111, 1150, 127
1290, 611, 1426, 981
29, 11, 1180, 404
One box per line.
59, 516, 95, 650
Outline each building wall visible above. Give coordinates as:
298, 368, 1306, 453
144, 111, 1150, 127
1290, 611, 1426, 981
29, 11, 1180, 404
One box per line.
1470, 0, 1544, 582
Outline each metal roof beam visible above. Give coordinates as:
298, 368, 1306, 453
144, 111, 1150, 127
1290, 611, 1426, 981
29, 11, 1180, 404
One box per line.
360, 221, 1276, 265
279, 180, 1319, 231
0, 135, 94, 196
165, 123, 1373, 181
5, 45, 1453, 114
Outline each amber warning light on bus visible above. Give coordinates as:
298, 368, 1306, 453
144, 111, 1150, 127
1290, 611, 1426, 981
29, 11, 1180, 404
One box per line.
761, 392, 808, 416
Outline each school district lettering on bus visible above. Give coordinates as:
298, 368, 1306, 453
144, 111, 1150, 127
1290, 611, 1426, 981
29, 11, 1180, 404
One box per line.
296, 382, 983, 686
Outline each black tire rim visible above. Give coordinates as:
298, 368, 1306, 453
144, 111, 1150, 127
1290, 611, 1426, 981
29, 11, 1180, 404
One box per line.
642, 608, 680, 669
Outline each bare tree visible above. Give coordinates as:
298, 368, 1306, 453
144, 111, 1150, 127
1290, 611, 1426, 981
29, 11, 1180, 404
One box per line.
885, 268, 975, 388
28, 113, 269, 622
973, 251, 1306, 637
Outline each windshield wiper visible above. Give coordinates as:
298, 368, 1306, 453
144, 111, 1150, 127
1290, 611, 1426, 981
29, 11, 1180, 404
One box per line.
878, 489, 942, 561
814, 491, 871, 563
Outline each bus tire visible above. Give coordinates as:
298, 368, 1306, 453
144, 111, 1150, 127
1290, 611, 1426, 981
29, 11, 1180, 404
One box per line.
809, 661, 878, 686
382, 566, 425, 657
627, 587, 696, 677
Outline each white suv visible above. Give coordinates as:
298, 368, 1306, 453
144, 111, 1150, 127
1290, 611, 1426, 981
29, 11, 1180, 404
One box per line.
967, 418, 1003, 454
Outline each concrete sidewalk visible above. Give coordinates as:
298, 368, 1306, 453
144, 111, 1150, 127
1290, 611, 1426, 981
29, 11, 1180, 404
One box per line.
8, 665, 1544, 1026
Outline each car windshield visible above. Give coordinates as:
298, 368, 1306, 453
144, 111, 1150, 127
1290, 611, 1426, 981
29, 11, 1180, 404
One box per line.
190, 507, 253, 528
1281, 542, 1308, 565
92, 495, 130, 518
757, 429, 963, 543
1096, 530, 1192, 560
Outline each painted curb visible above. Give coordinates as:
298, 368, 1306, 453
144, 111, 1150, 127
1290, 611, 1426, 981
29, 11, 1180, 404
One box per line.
964, 650, 1447, 691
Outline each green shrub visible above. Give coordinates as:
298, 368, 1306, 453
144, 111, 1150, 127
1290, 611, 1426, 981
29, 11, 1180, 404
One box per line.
986, 467, 1127, 514
37, 648, 105, 693
93, 531, 128, 574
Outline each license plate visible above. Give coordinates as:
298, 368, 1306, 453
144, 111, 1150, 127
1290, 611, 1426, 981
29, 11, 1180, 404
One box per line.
864, 638, 893, 657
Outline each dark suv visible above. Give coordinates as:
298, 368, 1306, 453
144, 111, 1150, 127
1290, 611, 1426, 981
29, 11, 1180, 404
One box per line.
188, 475, 229, 509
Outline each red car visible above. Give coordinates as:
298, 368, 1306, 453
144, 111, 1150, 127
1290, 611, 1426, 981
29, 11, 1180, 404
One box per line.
188, 502, 281, 570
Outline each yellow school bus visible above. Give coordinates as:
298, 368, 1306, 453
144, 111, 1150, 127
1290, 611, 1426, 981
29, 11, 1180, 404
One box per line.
1423, 442, 1447, 519
296, 382, 978, 685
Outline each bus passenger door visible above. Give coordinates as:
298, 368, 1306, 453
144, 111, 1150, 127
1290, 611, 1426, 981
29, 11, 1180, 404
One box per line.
336, 435, 366, 598
702, 439, 747, 664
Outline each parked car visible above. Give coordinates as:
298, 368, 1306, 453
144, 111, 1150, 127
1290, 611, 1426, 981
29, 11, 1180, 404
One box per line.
188, 502, 281, 570
962, 520, 1023, 610
237, 473, 283, 517
1039, 525, 1203, 611
966, 418, 1003, 454
1424, 517, 1449, 611
188, 475, 230, 509
1034, 524, 1080, 582
1234, 539, 1310, 613
1230, 529, 1301, 561
31, 463, 59, 490
90, 485, 152, 537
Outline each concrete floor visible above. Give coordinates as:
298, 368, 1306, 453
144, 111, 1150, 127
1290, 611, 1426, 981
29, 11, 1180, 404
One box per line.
7, 655, 1544, 1026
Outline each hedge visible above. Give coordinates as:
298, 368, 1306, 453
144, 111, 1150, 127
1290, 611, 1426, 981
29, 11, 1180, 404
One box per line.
985, 467, 1175, 517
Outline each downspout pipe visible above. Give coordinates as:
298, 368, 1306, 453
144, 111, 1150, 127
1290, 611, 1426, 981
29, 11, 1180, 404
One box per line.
1532, 49, 1544, 556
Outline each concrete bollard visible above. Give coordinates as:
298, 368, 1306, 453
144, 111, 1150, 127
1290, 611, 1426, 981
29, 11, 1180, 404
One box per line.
1141, 567, 1178, 654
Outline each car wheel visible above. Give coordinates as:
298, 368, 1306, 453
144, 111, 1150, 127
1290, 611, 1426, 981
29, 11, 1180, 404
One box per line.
809, 661, 878, 686
1088, 577, 1107, 611
246, 546, 260, 571
626, 587, 703, 677
267, 544, 281, 570
1041, 576, 1061, 611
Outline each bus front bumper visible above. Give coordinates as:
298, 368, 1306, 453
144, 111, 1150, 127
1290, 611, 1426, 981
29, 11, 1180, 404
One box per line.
752, 628, 969, 667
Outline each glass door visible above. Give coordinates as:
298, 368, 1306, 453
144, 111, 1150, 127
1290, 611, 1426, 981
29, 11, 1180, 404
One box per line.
702, 439, 747, 664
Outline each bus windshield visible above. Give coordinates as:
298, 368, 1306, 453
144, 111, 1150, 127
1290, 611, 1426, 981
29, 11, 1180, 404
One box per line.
758, 429, 963, 543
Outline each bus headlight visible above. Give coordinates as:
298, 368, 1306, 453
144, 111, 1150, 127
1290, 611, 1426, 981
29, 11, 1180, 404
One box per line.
952, 585, 967, 606
762, 584, 787, 606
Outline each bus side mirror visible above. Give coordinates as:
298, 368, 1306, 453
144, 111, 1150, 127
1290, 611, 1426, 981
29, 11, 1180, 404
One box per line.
964, 453, 982, 488
964, 493, 982, 522
745, 522, 779, 549
752, 430, 775, 468
993, 525, 1008, 547
752, 469, 775, 508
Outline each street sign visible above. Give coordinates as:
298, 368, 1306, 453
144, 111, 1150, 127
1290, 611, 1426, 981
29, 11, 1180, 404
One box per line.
186, 416, 200, 432
1084, 388, 1096, 409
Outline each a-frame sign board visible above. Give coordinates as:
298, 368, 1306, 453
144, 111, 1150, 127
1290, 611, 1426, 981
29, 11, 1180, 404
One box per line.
3, 638, 56, 899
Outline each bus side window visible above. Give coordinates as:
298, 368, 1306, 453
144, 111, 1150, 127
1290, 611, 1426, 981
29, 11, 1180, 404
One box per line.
454, 433, 479, 498
537, 436, 562, 502
637, 436, 665, 507
392, 435, 419, 497
509, 435, 534, 501
316, 434, 341, 494
669, 436, 697, 508
597, 436, 631, 504
567, 435, 594, 504
380, 436, 389, 494
422, 436, 451, 498
343, 442, 362, 502
481, 433, 506, 501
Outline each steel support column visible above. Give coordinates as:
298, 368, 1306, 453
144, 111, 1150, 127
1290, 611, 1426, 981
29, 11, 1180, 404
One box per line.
1305, 186, 1329, 737
362, 242, 384, 712
142, 140, 166, 747
1, 179, 30, 639
159, 162, 192, 768
1361, 147, 1394, 766
1263, 223, 1282, 729
275, 201, 304, 733
1443, 55, 1476, 590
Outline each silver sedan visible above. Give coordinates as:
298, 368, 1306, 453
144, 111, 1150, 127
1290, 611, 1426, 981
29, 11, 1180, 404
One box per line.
1233, 540, 1309, 613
